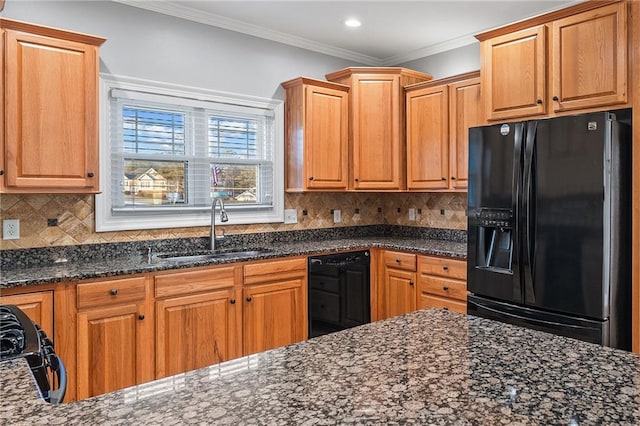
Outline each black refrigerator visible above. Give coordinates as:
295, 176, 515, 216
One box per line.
467, 109, 632, 351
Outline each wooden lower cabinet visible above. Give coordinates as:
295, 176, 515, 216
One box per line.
417, 256, 468, 314
0, 290, 53, 337
243, 258, 307, 355
379, 250, 417, 320
75, 275, 153, 399
154, 265, 242, 378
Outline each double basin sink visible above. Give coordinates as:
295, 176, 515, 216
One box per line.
156, 248, 271, 263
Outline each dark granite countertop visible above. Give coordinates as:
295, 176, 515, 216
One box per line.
2, 309, 639, 425
0, 237, 466, 288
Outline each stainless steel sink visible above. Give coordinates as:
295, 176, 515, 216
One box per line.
156, 248, 270, 263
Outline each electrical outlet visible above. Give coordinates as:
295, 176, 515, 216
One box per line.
3, 219, 20, 240
284, 209, 298, 224
408, 208, 416, 221
333, 209, 342, 223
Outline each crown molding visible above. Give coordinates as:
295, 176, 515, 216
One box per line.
114, 0, 383, 66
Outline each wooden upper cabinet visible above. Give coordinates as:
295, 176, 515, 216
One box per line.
326, 68, 432, 191
481, 25, 547, 121
406, 84, 449, 190
1, 19, 105, 193
449, 76, 481, 190
478, 0, 629, 121
551, 2, 627, 112
282, 77, 349, 191
405, 71, 481, 191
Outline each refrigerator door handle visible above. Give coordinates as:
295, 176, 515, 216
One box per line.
512, 123, 524, 301
523, 121, 537, 304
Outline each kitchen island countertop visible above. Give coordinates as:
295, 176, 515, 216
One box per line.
2, 309, 639, 425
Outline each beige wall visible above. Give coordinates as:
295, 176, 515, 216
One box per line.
0, 192, 467, 250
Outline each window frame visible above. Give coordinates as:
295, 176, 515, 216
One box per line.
96, 74, 284, 232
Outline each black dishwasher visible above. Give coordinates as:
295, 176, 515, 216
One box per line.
308, 251, 370, 338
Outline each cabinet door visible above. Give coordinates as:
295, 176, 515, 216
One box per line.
352, 74, 403, 190
381, 267, 416, 320
551, 2, 627, 112
156, 289, 240, 378
243, 278, 305, 355
482, 25, 546, 121
76, 303, 152, 399
0, 291, 54, 338
305, 84, 349, 190
406, 84, 449, 190
4, 30, 99, 191
449, 78, 481, 190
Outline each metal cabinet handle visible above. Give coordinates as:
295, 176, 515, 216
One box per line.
110, 289, 118, 296
230, 298, 236, 304
355, 178, 359, 182
246, 296, 253, 302
451, 176, 456, 180
442, 307, 449, 311
0, 170, 4, 176
138, 314, 145, 320
443, 286, 449, 291
441, 177, 446, 181
536, 99, 543, 104
442, 265, 449, 271
409, 281, 414, 286
552, 96, 559, 101
395, 259, 401, 263
87, 172, 95, 178
309, 176, 314, 181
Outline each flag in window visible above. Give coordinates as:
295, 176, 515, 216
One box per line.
212, 164, 220, 186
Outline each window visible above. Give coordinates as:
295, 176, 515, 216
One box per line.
96, 75, 284, 232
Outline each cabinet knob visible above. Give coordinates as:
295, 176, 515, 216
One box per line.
443, 307, 449, 311
536, 99, 543, 104
87, 172, 95, 178
395, 259, 401, 263
442, 265, 449, 271
354, 178, 359, 182
0, 170, 4, 176
309, 176, 314, 181
443, 286, 449, 291
451, 176, 456, 180
409, 281, 414, 286
138, 314, 145, 320
110, 289, 118, 296
552, 96, 559, 101
441, 177, 446, 181
230, 298, 236, 304
246, 296, 253, 302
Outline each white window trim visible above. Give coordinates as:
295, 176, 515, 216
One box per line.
96, 74, 284, 232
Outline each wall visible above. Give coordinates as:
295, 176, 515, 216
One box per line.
0, 0, 468, 250
396, 43, 481, 79
0, 192, 467, 249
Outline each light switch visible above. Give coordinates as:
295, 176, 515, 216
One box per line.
333, 209, 342, 223
284, 209, 298, 224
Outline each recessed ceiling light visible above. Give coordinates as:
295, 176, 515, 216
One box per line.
344, 18, 362, 28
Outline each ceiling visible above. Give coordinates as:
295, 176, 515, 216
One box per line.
116, 0, 580, 66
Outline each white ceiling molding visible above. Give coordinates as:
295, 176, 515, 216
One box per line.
114, 0, 383, 66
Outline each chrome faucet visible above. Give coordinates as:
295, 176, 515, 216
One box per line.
210, 198, 229, 251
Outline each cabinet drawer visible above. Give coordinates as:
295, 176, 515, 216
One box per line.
418, 256, 466, 280
419, 294, 467, 314
155, 266, 237, 298
244, 257, 306, 285
383, 251, 417, 272
77, 276, 146, 309
418, 276, 467, 302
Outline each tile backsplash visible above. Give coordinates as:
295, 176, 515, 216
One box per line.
0, 192, 467, 250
